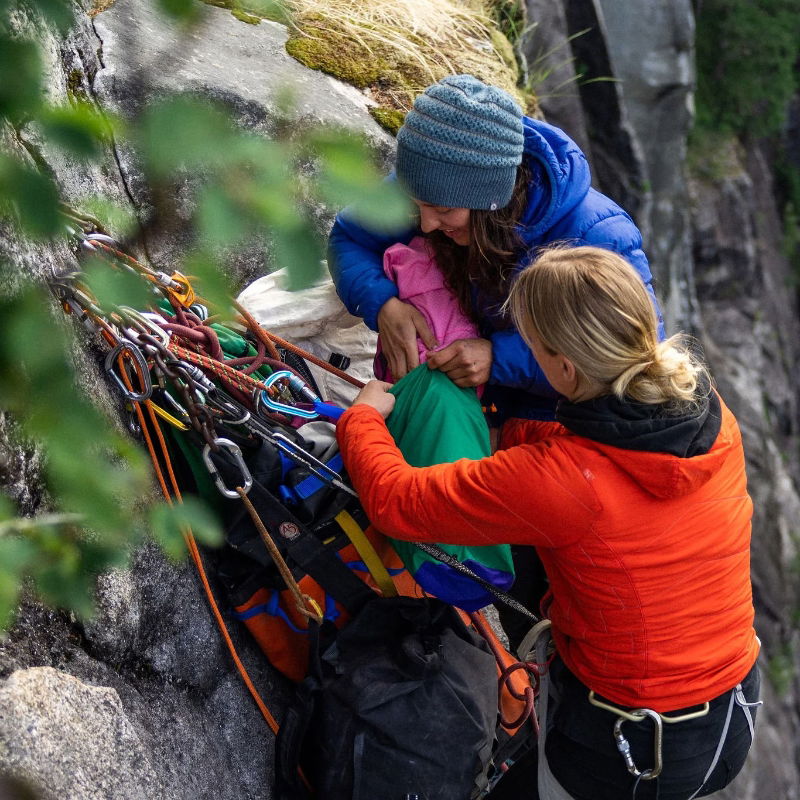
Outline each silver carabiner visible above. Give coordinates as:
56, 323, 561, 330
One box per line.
613, 708, 663, 780
104, 340, 153, 401
202, 438, 253, 499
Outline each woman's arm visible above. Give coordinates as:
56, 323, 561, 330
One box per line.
337, 403, 595, 548
326, 175, 417, 332
488, 328, 560, 395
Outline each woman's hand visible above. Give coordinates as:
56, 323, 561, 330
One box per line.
426, 338, 493, 388
377, 297, 438, 380
352, 380, 396, 419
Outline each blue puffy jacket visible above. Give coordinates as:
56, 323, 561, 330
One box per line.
328, 117, 663, 421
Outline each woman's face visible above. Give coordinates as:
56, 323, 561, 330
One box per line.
412, 199, 471, 246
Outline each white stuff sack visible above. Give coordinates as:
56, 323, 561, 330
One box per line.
236, 267, 377, 407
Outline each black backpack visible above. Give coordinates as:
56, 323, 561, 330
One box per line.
276, 596, 500, 800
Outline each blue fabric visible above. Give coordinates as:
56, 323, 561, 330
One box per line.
231, 590, 340, 631
396, 75, 524, 210
414, 560, 515, 612
328, 117, 665, 421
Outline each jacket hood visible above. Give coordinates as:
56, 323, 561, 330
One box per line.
556, 388, 729, 498
519, 117, 592, 238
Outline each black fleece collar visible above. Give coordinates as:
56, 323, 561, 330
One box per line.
555, 384, 722, 458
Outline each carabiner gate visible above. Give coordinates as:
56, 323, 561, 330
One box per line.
202, 437, 253, 499
104, 340, 153, 401
613, 708, 663, 780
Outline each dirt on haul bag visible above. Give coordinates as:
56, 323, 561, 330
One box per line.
236, 268, 377, 406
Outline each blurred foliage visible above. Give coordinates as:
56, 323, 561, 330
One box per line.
695, 0, 800, 139
0, 0, 410, 631
694, 0, 800, 272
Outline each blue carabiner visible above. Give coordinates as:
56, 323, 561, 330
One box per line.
259, 370, 318, 419
259, 370, 344, 421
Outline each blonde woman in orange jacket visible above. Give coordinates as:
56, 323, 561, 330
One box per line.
336, 246, 761, 800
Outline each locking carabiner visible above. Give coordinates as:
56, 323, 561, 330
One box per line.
613, 708, 663, 780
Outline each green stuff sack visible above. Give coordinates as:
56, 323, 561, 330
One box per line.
385, 365, 514, 610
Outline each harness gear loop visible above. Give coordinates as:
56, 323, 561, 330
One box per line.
589, 692, 710, 724
202, 438, 253, 498
613, 708, 663, 780
104, 340, 152, 401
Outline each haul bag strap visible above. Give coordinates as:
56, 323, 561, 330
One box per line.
334, 510, 397, 598
210, 449, 375, 615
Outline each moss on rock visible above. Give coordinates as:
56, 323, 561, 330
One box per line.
199, 0, 289, 25
369, 107, 406, 135
283, 1, 527, 135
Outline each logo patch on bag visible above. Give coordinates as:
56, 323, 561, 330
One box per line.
279, 521, 301, 540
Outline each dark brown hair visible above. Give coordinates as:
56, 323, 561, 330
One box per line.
425, 160, 531, 323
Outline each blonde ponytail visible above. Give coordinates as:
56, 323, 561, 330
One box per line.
508, 245, 709, 409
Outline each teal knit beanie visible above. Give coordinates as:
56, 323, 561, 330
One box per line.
395, 74, 525, 211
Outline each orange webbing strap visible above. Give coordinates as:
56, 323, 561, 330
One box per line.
120, 357, 280, 735
233, 301, 365, 390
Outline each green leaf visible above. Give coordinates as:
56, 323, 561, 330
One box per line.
155, 0, 201, 21
20, 0, 74, 32
82, 254, 155, 311
181, 249, 234, 312
0, 536, 38, 632
197, 184, 249, 246
139, 96, 237, 177
308, 131, 412, 231
0, 36, 43, 121
0, 155, 61, 238
80, 196, 139, 239
36, 559, 96, 620
270, 221, 323, 290
148, 496, 222, 562
40, 104, 111, 160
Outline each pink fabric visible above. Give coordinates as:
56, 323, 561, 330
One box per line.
375, 237, 479, 383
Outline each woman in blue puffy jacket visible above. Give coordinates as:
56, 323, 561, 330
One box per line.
328, 74, 664, 643
328, 74, 663, 426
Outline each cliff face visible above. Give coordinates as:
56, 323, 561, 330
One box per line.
1, 0, 799, 798
524, 2, 800, 797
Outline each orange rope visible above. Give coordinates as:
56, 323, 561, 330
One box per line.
168, 342, 270, 396
233, 301, 282, 360
118, 362, 280, 735
234, 308, 365, 390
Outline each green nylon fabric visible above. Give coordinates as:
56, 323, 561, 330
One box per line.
385, 365, 514, 581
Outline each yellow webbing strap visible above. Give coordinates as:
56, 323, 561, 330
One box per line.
334, 510, 398, 598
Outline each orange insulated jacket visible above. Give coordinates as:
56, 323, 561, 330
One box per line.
338, 393, 759, 712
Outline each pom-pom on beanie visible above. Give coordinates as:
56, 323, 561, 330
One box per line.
395, 74, 525, 211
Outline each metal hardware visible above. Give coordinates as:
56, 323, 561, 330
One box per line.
104, 340, 152, 401
589, 692, 710, 724
613, 709, 663, 780
271, 432, 357, 498
202, 438, 253, 499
